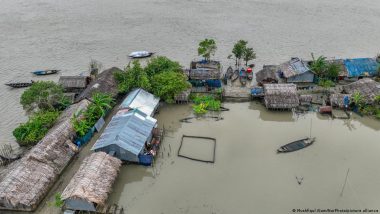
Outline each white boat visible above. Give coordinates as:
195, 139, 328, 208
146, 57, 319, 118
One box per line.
128, 51, 154, 58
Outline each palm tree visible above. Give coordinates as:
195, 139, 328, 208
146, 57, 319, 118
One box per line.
310, 54, 327, 78
90, 93, 114, 117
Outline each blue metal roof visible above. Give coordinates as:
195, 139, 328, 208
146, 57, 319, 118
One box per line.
91, 109, 157, 154
119, 88, 160, 116
344, 58, 379, 77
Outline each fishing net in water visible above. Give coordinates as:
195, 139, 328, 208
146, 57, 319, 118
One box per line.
177, 135, 216, 163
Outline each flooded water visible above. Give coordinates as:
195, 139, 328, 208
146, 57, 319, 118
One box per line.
1, 0, 380, 148
104, 103, 380, 214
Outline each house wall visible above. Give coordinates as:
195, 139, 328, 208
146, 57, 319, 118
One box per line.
286, 71, 314, 83
95, 144, 140, 163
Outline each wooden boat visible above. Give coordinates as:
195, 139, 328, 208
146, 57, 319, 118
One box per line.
239, 68, 247, 86
225, 66, 233, 79
128, 51, 154, 58
231, 69, 239, 82
277, 137, 315, 153
32, 69, 59, 75
5, 80, 34, 88
247, 67, 253, 80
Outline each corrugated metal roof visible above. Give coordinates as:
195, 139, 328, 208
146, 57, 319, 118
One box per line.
344, 58, 378, 77
91, 109, 157, 154
119, 88, 159, 116
280, 58, 311, 78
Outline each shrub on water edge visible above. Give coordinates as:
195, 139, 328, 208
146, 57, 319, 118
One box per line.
13, 110, 61, 146
151, 71, 191, 103
191, 95, 221, 114
20, 81, 68, 112
114, 60, 151, 94
144, 56, 182, 77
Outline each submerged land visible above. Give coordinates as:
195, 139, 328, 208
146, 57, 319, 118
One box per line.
0, 0, 380, 214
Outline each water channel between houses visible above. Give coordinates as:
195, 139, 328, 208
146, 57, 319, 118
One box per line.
106, 102, 380, 213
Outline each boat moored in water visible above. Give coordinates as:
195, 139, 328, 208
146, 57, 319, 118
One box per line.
5, 80, 34, 88
129, 51, 154, 58
277, 137, 315, 153
32, 69, 59, 75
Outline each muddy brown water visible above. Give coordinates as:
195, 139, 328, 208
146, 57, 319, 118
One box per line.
11, 102, 380, 214
1, 0, 380, 149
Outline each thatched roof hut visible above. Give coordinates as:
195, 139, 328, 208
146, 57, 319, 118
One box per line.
330, 94, 350, 108
255, 65, 280, 85
62, 152, 121, 212
59, 76, 90, 92
75, 67, 122, 102
0, 100, 89, 211
264, 84, 299, 109
342, 78, 380, 103
189, 68, 221, 80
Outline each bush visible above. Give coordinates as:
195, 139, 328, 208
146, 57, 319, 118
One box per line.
318, 79, 335, 88
13, 110, 60, 146
151, 70, 191, 103
71, 93, 114, 137
144, 56, 182, 77
20, 81, 69, 112
114, 60, 151, 94
192, 95, 221, 114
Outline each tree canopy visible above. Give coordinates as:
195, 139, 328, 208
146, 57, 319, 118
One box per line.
151, 70, 191, 103
20, 81, 68, 112
310, 54, 340, 81
231, 40, 256, 67
243, 47, 256, 66
144, 56, 182, 77
198, 38, 217, 61
114, 60, 151, 93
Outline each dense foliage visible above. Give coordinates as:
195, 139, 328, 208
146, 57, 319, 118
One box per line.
151, 71, 191, 103
114, 60, 151, 93
145, 56, 182, 77
198, 38, 217, 62
71, 93, 114, 137
318, 79, 335, 88
20, 81, 69, 112
13, 110, 60, 146
229, 40, 256, 66
48, 193, 64, 208
114, 56, 191, 103
310, 54, 340, 81
192, 95, 221, 114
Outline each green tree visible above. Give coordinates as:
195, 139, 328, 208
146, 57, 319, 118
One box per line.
310, 54, 328, 78
198, 38, 217, 62
232, 40, 248, 66
13, 110, 60, 146
20, 81, 68, 112
374, 95, 380, 104
352, 91, 364, 109
243, 47, 256, 66
114, 60, 151, 94
89, 93, 114, 117
326, 63, 340, 80
151, 71, 191, 103
144, 56, 182, 77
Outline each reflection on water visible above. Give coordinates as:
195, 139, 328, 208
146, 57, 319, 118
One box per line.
107, 103, 380, 214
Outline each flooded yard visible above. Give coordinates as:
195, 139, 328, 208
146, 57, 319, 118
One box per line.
104, 102, 380, 213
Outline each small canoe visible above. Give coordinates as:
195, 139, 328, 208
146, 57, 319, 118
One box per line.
32, 70, 59, 75
239, 68, 247, 86
231, 70, 239, 82
247, 67, 253, 80
129, 51, 154, 58
277, 137, 315, 153
225, 66, 233, 79
5, 81, 34, 88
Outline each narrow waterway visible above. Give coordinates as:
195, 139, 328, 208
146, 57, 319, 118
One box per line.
105, 103, 380, 214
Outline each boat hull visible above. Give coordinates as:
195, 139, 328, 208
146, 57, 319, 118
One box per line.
32, 70, 59, 75
277, 137, 315, 153
129, 51, 154, 58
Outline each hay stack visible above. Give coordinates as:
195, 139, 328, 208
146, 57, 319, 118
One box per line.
62, 152, 121, 208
